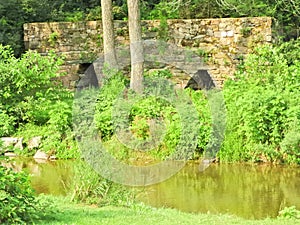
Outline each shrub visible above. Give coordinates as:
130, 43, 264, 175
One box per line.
94, 71, 211, 161
0, 165, 42, 224
0, 45, 72, 129
94, 71, 128, 140
0, 45, 77, 159
0, 110, 15, 137
220, 43, 300, 164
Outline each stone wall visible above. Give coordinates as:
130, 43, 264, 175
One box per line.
24, 17, 272, 88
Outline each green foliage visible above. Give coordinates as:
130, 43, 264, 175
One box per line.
177, 0, 224, 19
240, 27, 252, 37
94, 72, 128, 140
145, 1, 179, 19
48, 32, 59, 47
278, 206, 300, 219
0, 0, 26, 56
0, 111, 15, 137
0, 45, 78, 159
94, 71, 211, 161
67, 161, 134, 206
0, 45, 68, 127
195, 49, 211, 63
129, 95, 179, 156
0, 165, 52, 224
145, 69, 173, 78
32, 197, 300, 225
277, 38, 300, 66
220, 42, 300, 164
279, 121, 300, 164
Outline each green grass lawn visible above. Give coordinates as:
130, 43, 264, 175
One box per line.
35, 197, 299, 225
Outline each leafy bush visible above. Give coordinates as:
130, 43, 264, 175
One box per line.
277, 38, 300, 66
94, 71, 211, 160
0, 165, 43, 224
94, 71, 128, 140
0, 45, 78, 159
0, 45, 69, 128
0, 110, 15, 137
220, 43, 300, 164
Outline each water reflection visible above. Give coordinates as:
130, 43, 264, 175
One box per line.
2, 158, 74, 196
138, 162, 300, 219
4, 158, 300, 219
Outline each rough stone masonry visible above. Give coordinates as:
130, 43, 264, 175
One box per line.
24, 17, 272, 88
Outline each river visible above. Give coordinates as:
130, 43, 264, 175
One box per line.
5, 158, 300, 219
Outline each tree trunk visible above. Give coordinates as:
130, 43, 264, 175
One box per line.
101, 0, 117, 69
127, 0, 144, 93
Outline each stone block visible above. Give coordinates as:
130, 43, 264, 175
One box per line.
227, 30, 234, 37
214, 31, 221, 38
219, 22, 227, 29
266, 35, 272, 42
221, 31, 227, 38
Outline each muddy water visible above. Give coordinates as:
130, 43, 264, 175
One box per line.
7, 158, 300, 219
137, 162, 300, 219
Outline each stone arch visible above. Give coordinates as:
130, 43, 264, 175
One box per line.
77, 40, 217, 90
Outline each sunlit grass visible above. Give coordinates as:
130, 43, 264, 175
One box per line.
35, 196, 297, 225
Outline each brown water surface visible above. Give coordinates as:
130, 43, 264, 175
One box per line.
137, 162, 300, 219
8, 158, 300, 219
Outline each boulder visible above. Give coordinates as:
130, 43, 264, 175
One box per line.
0, 137, 23, 150
33, 150, 48, 160
4, 152, 17, 157
28, 136, 42, 150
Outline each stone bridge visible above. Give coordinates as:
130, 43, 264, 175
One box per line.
24, 17, 272, 88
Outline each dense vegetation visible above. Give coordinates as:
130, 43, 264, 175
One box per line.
94, 70, 211, 162
0, 45, 79, 159
0, 151, 54, 224
92, 39, 300, 165
1, 40, 300, 164
221, 40, 300, 164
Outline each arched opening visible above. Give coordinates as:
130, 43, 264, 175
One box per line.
185, 70, 215, 90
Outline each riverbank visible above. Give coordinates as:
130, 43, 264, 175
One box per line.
35, 196, 298, 225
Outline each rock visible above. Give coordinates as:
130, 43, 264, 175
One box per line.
14, 138, 23, 150
1, 137, 23, 150
28, 136, 42, 150
4, 152, 17, 157
33, 150, 48, 160
1, 137, 19, 146
49, 155, 57, 160
199, 158, 216, 172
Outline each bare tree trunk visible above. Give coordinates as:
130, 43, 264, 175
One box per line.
127, 0, 144, 93
101, 0, 117, 69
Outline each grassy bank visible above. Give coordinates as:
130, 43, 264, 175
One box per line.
35, 196, 298, 225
